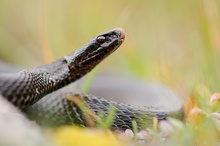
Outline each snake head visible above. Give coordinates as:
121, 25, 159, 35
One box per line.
67, 28, 125, 75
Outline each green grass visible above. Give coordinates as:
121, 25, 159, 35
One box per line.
97, 105, 117, 130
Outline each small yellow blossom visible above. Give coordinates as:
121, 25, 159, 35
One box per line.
52, 126, 124, 146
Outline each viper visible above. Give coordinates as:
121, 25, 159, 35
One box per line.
0, 28, 183, 131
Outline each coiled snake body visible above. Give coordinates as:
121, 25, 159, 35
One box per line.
0, 28, 183, 131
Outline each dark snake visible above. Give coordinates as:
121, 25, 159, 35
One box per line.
0, 28, 183, 131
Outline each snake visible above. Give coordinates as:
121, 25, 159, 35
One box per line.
0, 28, 183, 131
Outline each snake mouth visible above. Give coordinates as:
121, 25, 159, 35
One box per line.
117, 28, 125, 40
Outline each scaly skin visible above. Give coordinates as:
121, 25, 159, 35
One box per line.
25, 85, 183, 130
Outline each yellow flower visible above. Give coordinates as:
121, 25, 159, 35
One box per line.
52, 126, 124, 146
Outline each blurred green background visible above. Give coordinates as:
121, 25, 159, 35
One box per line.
0, 0, 220, 100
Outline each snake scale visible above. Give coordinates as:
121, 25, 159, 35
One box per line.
0, 28, 183, 131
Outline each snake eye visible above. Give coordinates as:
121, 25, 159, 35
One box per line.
97, 36, 106, 43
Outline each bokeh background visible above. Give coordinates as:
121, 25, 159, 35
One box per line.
0, 0, 220, 101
